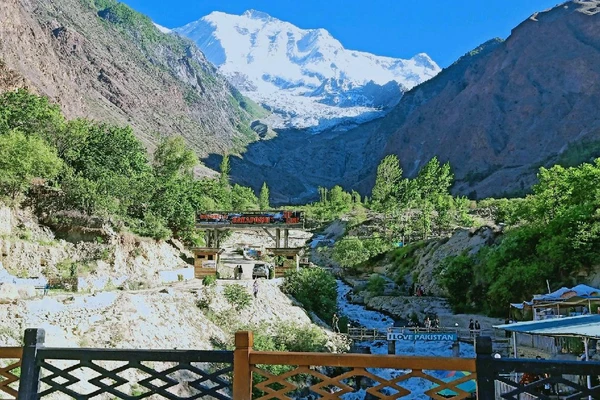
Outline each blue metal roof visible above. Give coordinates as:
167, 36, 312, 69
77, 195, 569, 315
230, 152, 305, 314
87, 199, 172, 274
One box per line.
494, 315, 600, 338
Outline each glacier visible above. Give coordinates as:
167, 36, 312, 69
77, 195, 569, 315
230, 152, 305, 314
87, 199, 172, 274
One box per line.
174, 9, 441, 132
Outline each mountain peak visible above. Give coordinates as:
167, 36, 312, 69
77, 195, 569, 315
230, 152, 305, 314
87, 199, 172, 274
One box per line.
175, 11, 440, 131
242, 9, 273, 21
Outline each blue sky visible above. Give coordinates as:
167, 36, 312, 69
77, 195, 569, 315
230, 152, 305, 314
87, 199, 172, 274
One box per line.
121, 0, 561, 67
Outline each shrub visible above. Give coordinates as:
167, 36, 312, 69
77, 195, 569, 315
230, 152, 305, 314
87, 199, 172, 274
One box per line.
271, 322, 328, 353
196, 297, 210, 310
366, 275, 386, 296
282, 267, 337, 322
18, 230, 33, 241
223, 284, 252, 311
202, 275, 216, 286
251, 322, 328, 398
56, 259, 78, 278
437, 255, 475, 313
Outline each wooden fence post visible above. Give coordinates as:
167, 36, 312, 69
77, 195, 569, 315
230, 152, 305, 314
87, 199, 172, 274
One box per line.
475, 336, 495, 400
233, 331, 253, 400
17, 328, 45, 400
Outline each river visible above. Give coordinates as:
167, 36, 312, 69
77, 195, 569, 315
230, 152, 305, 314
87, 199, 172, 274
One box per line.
335, 279, 475, 399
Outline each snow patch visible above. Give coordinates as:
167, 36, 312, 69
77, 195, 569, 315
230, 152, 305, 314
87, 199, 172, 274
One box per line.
153, 23, 172, 34
175, 10, 441, 131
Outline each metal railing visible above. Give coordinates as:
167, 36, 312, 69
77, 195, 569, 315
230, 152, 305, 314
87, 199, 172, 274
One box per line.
17, 329, 233, 399
347, 326, 507, 341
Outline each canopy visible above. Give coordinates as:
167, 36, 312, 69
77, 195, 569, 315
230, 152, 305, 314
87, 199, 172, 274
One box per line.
494, 315, 600, 339
510, 302, 533, 310
510, 284, 600, 311
533, 284, 600, 302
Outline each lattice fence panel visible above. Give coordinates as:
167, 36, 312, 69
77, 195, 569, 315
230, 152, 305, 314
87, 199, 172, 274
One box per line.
252, 365, 476, 399
495, 373, 600, 400
37, 358, 233, 399
0, 357, 21, 400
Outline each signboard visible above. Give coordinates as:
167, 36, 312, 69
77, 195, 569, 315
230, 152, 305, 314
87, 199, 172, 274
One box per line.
387, 332, 458, 341
197, 211, 304, 227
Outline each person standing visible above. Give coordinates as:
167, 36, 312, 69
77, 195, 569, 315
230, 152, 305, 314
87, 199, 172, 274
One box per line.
253, 279, 259, 298
332, 313, 340, 333
468, 319, 475, 337
237, 265, 243, 280
474, 320, 481, 336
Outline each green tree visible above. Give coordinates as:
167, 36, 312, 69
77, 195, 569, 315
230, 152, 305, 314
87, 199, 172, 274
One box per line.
0, 89, 64, 139
318, 187, 328, 204
329, 185, 352, 215
231, 184, 258, 211
259, 182, 270, 210
153, 136, 198, 178
282, 268, 337, 322
219, 154, 231, 188
0, 131, 63, 198
332, 237, 370, 269
366, 274, 386, 296
438, 255, 476, 313
351, 190, 362, 205
372, 155, 402, 213
414, 157, 453, 202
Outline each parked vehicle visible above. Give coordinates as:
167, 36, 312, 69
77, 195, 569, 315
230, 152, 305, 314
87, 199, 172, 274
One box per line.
252, 263, 272, 279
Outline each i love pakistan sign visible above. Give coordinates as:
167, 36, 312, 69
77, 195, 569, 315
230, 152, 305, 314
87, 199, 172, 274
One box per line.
387, 332, 458, 341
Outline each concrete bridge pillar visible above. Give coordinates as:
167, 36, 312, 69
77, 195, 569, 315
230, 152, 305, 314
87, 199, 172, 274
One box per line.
452, 340, 460, 357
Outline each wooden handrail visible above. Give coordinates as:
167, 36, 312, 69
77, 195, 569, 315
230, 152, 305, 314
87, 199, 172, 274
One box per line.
231, 331, 479, 399
250, 351, 476, 371
0, 347, 22, 358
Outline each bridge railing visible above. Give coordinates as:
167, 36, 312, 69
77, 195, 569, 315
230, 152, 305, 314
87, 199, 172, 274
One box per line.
9, 328, 600, 399
347, 326, 507, 341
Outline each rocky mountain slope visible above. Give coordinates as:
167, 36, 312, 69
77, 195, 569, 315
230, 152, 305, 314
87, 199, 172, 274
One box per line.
176, 10, 440, 132
0, 205, 193, 293
0, 203, 336, 377
370, 0, 600, 198
227, 1, 600, 202
0, 0, 264, 156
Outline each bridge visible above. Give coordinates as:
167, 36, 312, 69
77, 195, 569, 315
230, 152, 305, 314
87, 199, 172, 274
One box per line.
3, 328, 599, 400
192, 210, 306, 279
347, 326, 509, 343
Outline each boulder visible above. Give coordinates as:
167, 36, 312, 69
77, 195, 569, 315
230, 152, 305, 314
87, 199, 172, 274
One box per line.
0, 283, 36, 303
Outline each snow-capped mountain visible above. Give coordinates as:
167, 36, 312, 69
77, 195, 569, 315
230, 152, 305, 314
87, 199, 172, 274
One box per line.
175, 10, 441, 131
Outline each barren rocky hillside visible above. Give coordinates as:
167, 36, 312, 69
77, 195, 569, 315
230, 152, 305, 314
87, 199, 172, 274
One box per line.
0, 0, 265, 156
363, 1, 600, 198
0, 204, 338, 399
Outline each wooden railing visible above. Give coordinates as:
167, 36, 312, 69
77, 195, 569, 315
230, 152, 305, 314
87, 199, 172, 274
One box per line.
0, 347, 22, 399
234, 331, 477, 399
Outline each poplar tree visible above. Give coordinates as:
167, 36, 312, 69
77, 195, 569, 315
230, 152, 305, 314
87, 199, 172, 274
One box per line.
259, 182, 270, 210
